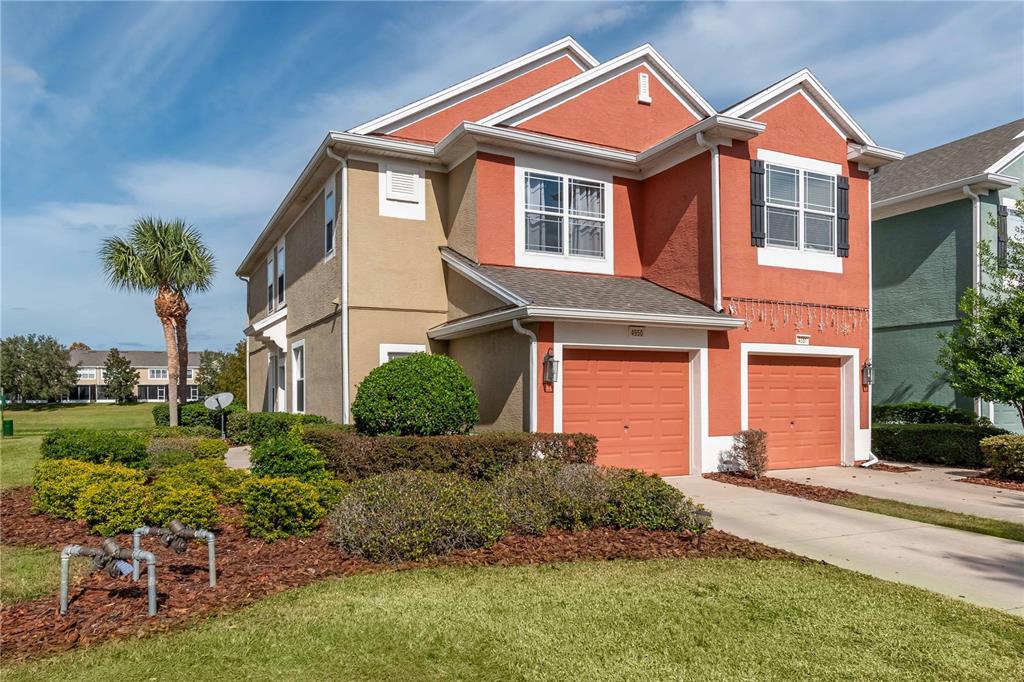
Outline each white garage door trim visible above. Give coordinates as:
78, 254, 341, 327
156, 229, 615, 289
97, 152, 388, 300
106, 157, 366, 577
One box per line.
740, 343, 861, 467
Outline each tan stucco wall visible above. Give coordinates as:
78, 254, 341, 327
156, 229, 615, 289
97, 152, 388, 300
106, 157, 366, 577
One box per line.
247, 345, 269, 412
286, 317, 344, 423
448, 325, 528, 431
286, 173, 341, 335
246, 260, 268, 324
445, 269, 507, 320
446, 155, 477, 260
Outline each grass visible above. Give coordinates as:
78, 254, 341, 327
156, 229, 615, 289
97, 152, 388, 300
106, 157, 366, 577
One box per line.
833, 494, 1024, 543
2, 559, 1021, 681
0, 545, 86, 607
0, 402, 154, 488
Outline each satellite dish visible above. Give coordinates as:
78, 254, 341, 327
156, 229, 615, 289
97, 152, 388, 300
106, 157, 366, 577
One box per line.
204, 392, 234, 411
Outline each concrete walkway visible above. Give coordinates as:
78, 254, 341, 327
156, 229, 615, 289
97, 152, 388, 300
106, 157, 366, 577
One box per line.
667, 476, 1024, 614
772, 464, 1024, 523
225, 445, 251, 470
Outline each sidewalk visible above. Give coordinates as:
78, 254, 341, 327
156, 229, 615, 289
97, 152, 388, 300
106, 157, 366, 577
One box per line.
225, 445, 251, 470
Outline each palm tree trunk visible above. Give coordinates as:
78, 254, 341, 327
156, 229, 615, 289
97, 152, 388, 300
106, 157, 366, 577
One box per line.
161, 317, 180, 426
176, 314, 189, 403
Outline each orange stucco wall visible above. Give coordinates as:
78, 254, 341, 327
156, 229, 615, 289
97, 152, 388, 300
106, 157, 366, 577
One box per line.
536, 322, 555, 432
515, 66, 699, 152
612, 177, 643, 276
391, 56, 583, 144
475, 152, 516, 265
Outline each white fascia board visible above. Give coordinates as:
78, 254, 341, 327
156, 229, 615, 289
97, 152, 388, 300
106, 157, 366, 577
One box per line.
328, 131, 436, 160
524, 306, 745, 329
438, 122, 638, 170
478, 44, 716, 128
873, 172, 1019, 209
848, 143, 905, 169
985, 139, 1024, 174
723, 69, 876, 146
248, 306, 288, 335
427, 307, 527, 340
348, 37, 598, 135
439, 250, 529, 306
638, 115, 765, 163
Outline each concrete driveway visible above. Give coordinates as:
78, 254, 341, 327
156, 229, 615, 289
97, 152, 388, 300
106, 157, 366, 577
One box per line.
667, 476, 1024, 614
771, 464, 1024, 523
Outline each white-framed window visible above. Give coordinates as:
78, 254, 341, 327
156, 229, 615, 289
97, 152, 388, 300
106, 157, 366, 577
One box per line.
292, 340, 305, 414
765, 163, 836, 254
324, 177, 336, 258
267, 240, 286, 312
149, 368, 168, 380
189, 385, 199, 401
156, 385, 166, 401
275, 241, 285, 306
378, 343, 426, 366
523, 171, 606, 259
77, 368, 96, 380
378, 163, 425, 220
1008, 206, 1024, 244
266, 256, 274, 312
186, 368, 194, 380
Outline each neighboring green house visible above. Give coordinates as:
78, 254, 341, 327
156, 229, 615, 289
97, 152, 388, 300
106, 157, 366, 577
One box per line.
872, 118, 1024, 432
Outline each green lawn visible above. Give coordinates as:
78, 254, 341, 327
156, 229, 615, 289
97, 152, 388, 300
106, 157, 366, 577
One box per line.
3, 559, 1021, 681
0, 545, 86, 607
834, 494, 1024, 543
0, 402, 153, 488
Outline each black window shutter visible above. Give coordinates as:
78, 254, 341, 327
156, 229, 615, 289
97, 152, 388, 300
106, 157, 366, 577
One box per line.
997, 205, 1008, 268
836, 175, 850, 257
751, 160, 766, 246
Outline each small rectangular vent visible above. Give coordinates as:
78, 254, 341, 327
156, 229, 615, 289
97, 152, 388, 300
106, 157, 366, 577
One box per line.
386, 167, 419, 202
637, 72, 651, 104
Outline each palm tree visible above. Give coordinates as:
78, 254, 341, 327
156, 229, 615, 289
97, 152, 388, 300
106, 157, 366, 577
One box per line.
101, 217, 215, 426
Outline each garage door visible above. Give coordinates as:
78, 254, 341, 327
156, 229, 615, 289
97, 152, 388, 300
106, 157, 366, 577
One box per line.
748, 355, 842, 469
563, 349, 689, 475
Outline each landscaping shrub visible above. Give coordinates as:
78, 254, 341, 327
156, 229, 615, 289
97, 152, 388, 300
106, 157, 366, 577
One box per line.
240, 477, 324, 542
490, 459, 563, 534
41, 428, 148, 467
303, 426, 598, 482
981, 434, 1024, 481
226, 411, 329, 445
155, 460, 250, 503
604, 469, 710, 533
75, 479, 151, 536
196, 438, 229, 459
549, 463, 615, 530
31, 459, 101, 519
145, 436, 228, 470
148, 482, 220, 529
351, 353, 479, 436
250, 426, 329, 482
871, 423, 1008, 467
723, 429, 769, 479
152, 401, 245, 428
150, 425, 221, 439
873, 402, 977, 425
328, 470, 508, 562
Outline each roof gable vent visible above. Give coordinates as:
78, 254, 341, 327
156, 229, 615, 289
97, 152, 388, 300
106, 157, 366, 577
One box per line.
386, 167, 419, 202
637, 72, 651, 104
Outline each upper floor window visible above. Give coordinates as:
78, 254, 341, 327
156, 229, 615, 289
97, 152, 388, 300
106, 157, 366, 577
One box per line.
267, 239, 286, 313
524, 172, 605, 259
186, 368, 194, 380
275, 242, 285, 306
78, 368, 96, 380
324, 178, 336, 258
149, 368, 168, 380
765, 163, 836, 254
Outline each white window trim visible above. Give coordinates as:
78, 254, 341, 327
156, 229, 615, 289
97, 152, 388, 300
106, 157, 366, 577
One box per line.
291, 339, 306, 414
378, 343, 426, 366
275, 238, 286, 308
148, 368, 168, 380
378, 163, 426, 221
266, 254, 275, 313
156, 385, 166, 401
78, 368, 97, 380
323, 176, 337, 261
757, 149, 844, 274
514, 156, 614, 275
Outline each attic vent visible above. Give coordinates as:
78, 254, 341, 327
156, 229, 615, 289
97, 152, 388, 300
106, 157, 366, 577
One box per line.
386, 167, 419, 202
637, 72, 651, 104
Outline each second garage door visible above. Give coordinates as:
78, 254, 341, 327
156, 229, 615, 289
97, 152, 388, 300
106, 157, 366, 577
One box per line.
748, 355, 842, 469
562, 349, 689, 476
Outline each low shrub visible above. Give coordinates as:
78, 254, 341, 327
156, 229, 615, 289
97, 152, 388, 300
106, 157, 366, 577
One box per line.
153, 401, 245, 428
604, 469, 710, 533
873, 402, 977, 425
490, 459, 563, 534
250, 426, 329, 482
226, 411, 330, 445
352, 353, 479, 436
150, 425, 221, 439
154, 460, 250, 503
871, 423, 1008, 467
240, 477, 324, 542
145, 436, 227, 470
196, 438, 228, 459
303, 426, 598, 482
41, 428, 148, 468
723, 429, 769, 479
75, 479, 151, 535
32, 460, 144, 519
148, 483, 220, 529
329, 470, 508, 562
982, 434, 1024, 481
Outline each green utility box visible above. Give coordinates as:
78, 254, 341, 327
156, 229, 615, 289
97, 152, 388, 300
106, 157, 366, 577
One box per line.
2, 419, 13, 437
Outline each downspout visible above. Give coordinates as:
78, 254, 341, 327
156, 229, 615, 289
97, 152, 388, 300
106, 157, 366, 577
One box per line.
325, 147, 350, 424
511, 319, 537, 432
962, 184, 984, 418
696, 132, 723, 312
236, 275, 250, 410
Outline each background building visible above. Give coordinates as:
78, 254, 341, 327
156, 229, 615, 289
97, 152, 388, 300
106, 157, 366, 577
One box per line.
69, 349, 201, 402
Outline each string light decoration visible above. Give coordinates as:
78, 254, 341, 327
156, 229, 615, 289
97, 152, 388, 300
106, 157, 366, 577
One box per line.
725, 297, 868, 336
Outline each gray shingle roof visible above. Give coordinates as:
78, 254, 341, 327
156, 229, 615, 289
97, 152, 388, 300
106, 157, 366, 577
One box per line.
70, 350, 201, 368
873, 118, 1024, 202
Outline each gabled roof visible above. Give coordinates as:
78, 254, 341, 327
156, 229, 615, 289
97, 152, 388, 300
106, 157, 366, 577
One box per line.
722, 68, 875, 146
71, 350, 201, 367
478, 44, 716, 128
873, 118, 1024, 203
348, 37, 597, 136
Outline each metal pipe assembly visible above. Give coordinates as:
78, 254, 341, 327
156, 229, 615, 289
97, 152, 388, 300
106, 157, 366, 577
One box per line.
60, 542, 157, 616
132, 520, 217, 588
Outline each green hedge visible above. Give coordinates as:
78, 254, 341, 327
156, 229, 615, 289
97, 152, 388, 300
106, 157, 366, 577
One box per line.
240, 477, 325, 542
152, 401, 245, 428
226, 411, 330, 445
250, 427, 329, 482
872, 402, 978, 425
871, 423, 1008, 467
302, 426, 598, 482
40, 429, 148, 468
981, 434, 1024, 481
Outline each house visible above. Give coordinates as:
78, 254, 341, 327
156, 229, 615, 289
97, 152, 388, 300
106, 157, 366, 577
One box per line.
872, 119, 1023, 433
69, 349, 201, 403
236, 37, 903, 474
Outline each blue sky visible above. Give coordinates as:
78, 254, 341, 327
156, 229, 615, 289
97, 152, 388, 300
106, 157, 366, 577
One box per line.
2, 1, 1022, 352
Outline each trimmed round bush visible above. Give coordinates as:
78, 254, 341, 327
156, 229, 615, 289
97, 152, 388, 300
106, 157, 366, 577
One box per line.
250, 427, 328, 482
196, 438, 229, 459
240, 477, 324, 542
329, 470, 508, 562
155, 460, 250, 503
604, 469, 710, 532
982, 434, 1024, 481
149, 482, 220, 529
351, 353, 479, 436
226, 411, 330, 445
41, 428, 148, 467
75, 479, 151, 535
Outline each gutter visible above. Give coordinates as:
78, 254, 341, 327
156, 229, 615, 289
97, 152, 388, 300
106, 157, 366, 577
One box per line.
873, 172, 1017, 210
696, 131, 723, 312
325, 146, 351, 424
511, 320, 537, 432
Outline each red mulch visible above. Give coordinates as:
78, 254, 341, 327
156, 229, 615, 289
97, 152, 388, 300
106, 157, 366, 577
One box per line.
705, 472, 856, 503
0, 487, 795, 662
959, 475, 1024, 492
869, 463, 920, 473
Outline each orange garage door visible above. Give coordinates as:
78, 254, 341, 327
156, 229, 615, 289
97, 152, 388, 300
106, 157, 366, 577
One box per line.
748, 355, 842, 469
563, 349, 689, 475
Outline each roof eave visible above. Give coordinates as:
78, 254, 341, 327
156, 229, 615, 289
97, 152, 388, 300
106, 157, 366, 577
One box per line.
873, 172, 1019, 209
848, 143, 904, 170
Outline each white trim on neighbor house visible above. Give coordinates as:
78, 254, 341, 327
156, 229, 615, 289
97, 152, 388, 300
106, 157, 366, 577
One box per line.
985, 138, 1024, 174
378, 162, 426, 220
872, 172, 1018, 220
323, 174, 337, 262
291, 339, 305, 414
738, 342, 867, 466
378, 343, 427, 365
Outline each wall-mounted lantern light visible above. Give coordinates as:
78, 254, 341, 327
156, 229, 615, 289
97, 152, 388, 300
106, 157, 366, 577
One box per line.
861, 360, 874, 387
543, 349, 559, 384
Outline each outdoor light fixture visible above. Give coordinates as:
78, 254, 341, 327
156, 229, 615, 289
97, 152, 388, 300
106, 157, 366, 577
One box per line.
542, 349, 559, 384
861, 360, 874, 387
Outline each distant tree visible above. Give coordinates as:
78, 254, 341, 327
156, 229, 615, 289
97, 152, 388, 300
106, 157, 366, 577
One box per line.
215, 340, 247, 407
68, 341, 92, 351
938, 196, 1024, 429
0, 334, 78, 403
196, 350, 227, 397
103, 348, 139, 404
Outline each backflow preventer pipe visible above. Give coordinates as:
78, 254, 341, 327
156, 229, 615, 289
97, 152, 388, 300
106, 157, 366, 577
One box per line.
60, 542, 157, 616
132, 520, 217, 588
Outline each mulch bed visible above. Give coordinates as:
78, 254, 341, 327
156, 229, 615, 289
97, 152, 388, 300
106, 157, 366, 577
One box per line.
0, 487, 795, 662
958, 475, 1024, 492
869, 463, 920, 473
705, 472, 856, 503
